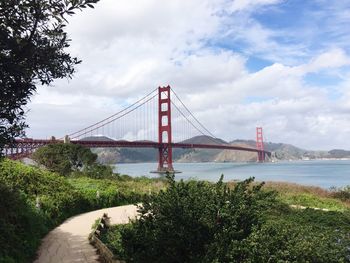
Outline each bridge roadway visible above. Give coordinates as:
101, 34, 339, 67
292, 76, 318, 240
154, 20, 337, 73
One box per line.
10, 138, 271, 156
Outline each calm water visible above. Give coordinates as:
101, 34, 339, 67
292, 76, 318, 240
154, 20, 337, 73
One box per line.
114, 160, 350, 189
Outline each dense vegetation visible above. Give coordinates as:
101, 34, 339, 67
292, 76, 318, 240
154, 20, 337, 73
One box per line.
0, 159, 166, 263
1, 147, 349, 262
0, 0, 99, 153
101, 176, 350, 263
32, 143, 98, 176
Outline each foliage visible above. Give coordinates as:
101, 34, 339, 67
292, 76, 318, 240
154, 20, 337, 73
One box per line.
69, 175, 167, 194
102, 176, 350, 263
252, 206, 350, 263
32, 143, 97, 176
0, 184, 47, 263
0, 159, 158, 262
68, 177, 142, 210
245, 219, 350, 263
0, 0, 99, 154
0, 159, 82, 262
331, 186, 350, 202
100, 224, 131, 259
112, 176, 276, 263
278, 192, 347, 211
0, 159, 87, 226
83, 163, 115, 179
68, 176, 167, 209
261, 181, 350, 211
274, 208, 350, 232
2, 157, 349, 263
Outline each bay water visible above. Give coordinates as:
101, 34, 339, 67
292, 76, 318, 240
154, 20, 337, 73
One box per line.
114, 160, 350, 189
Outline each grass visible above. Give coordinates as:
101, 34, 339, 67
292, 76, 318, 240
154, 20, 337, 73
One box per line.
68, 175, 167, 196
226, 180, 350, 212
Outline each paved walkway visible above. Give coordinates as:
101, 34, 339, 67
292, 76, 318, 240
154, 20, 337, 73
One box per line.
34, 205, 138, 263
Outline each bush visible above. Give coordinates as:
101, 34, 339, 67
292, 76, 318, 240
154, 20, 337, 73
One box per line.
0, 184, 47, 263
83, 163, 115, 179
111, 176, 276, 263
331, 186, 350, 202
103, 176, 350, 263
100, 224, 130, 258
68, 177, 144, 209
0, 159, 148, 262
32, 143, 97, 176
0, 159, 87, 226
245, 220, 350, 263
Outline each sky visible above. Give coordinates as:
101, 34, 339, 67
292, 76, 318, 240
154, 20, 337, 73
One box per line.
26, 0, 350, 150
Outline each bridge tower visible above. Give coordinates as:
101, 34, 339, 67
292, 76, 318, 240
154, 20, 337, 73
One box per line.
256, 127, 265, 162
157, 86, 174, 173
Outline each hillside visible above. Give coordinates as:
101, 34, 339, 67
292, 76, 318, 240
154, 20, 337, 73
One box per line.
82, 136, 349, 163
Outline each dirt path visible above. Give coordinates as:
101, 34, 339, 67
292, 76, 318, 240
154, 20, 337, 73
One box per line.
34, 205, 138, 263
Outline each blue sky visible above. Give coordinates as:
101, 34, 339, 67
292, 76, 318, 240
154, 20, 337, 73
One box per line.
219, 0, 350, 101
26, 0, 350, 150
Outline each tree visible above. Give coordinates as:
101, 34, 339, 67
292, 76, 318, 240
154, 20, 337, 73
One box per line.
83, 163, 115, 179
0, 0, 99, 154
32, 143, 97, 175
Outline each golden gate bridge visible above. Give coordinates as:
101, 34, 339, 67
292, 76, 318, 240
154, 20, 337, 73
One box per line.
4, 86, 270, 173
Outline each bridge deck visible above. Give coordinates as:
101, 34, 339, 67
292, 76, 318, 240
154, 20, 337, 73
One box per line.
7, 139, 270, 156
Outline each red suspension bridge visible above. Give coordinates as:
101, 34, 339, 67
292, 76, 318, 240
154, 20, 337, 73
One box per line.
4, 86, 270, 173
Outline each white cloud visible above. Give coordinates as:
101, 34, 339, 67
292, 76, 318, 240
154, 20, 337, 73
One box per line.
295, 48, 350, 74
228, 0, 282, 12
25, 0, 350, 150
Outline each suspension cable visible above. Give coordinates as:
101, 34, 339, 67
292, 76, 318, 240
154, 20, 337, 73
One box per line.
71, 93, 158, 139
170, 88, 217, 139
65, 87, 158, 138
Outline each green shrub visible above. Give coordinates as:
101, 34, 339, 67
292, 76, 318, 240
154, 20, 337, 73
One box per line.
103, 176, 350, 263
279, 208, 350, 231
68, 177, 146, 209
32, 143, 97, 176
245, 220, 350, 263
0, 183, 47, 263
0, 159, 145, 262
112, 176, 276, 263
83, 163, 115, 179
100, 224, 131, 259
0, 159, 88, 226
331, 186, 350, 202
279, 192, 347, 211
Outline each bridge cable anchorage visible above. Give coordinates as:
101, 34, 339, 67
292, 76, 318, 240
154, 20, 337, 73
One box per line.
69, 93, 158, 140
62, 87, 158, 140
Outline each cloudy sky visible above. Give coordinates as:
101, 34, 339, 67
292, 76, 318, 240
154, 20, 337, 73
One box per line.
26, 0, 350, 150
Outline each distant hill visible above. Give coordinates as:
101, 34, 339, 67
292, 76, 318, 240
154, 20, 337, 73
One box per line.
176, 135, 226, 162
264, 142, 308, 160
81, 135, 350, 163
215, 141, 257, 162
327, 149, 350, 159
181, 135, 228, 145
80, 136, 115, 142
